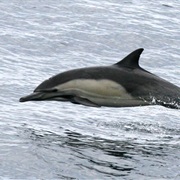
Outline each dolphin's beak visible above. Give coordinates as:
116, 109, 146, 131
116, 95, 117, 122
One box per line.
19, 92, 45, 102
19, 91, 70, 102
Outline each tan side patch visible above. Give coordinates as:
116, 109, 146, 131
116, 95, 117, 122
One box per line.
55, 79, 133, 99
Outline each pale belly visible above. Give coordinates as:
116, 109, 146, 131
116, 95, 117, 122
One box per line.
55, 79, 149, 107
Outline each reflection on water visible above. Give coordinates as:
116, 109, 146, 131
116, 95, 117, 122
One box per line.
21, 127, 179, 179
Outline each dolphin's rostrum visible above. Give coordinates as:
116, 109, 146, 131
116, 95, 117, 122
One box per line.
20, 48, 180, 109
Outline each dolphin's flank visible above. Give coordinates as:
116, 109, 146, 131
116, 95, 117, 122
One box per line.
19, 48, 180, 109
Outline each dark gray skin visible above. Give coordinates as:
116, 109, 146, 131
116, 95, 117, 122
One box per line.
20, 48, 180, 109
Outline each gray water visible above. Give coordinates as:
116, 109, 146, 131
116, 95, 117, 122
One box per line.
0, 0, 180, 179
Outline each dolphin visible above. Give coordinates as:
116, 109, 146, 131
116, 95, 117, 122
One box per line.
19, 48, 180, 109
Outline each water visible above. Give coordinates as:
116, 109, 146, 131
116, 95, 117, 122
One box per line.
0, 0, 180, 179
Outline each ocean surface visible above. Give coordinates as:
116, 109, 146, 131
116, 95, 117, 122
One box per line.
0, 0, 180, 179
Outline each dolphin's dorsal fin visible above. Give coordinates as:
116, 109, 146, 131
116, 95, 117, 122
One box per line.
115, 48, 144, 68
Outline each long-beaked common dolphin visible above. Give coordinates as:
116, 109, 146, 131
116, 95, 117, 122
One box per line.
19, 48, 180, 109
